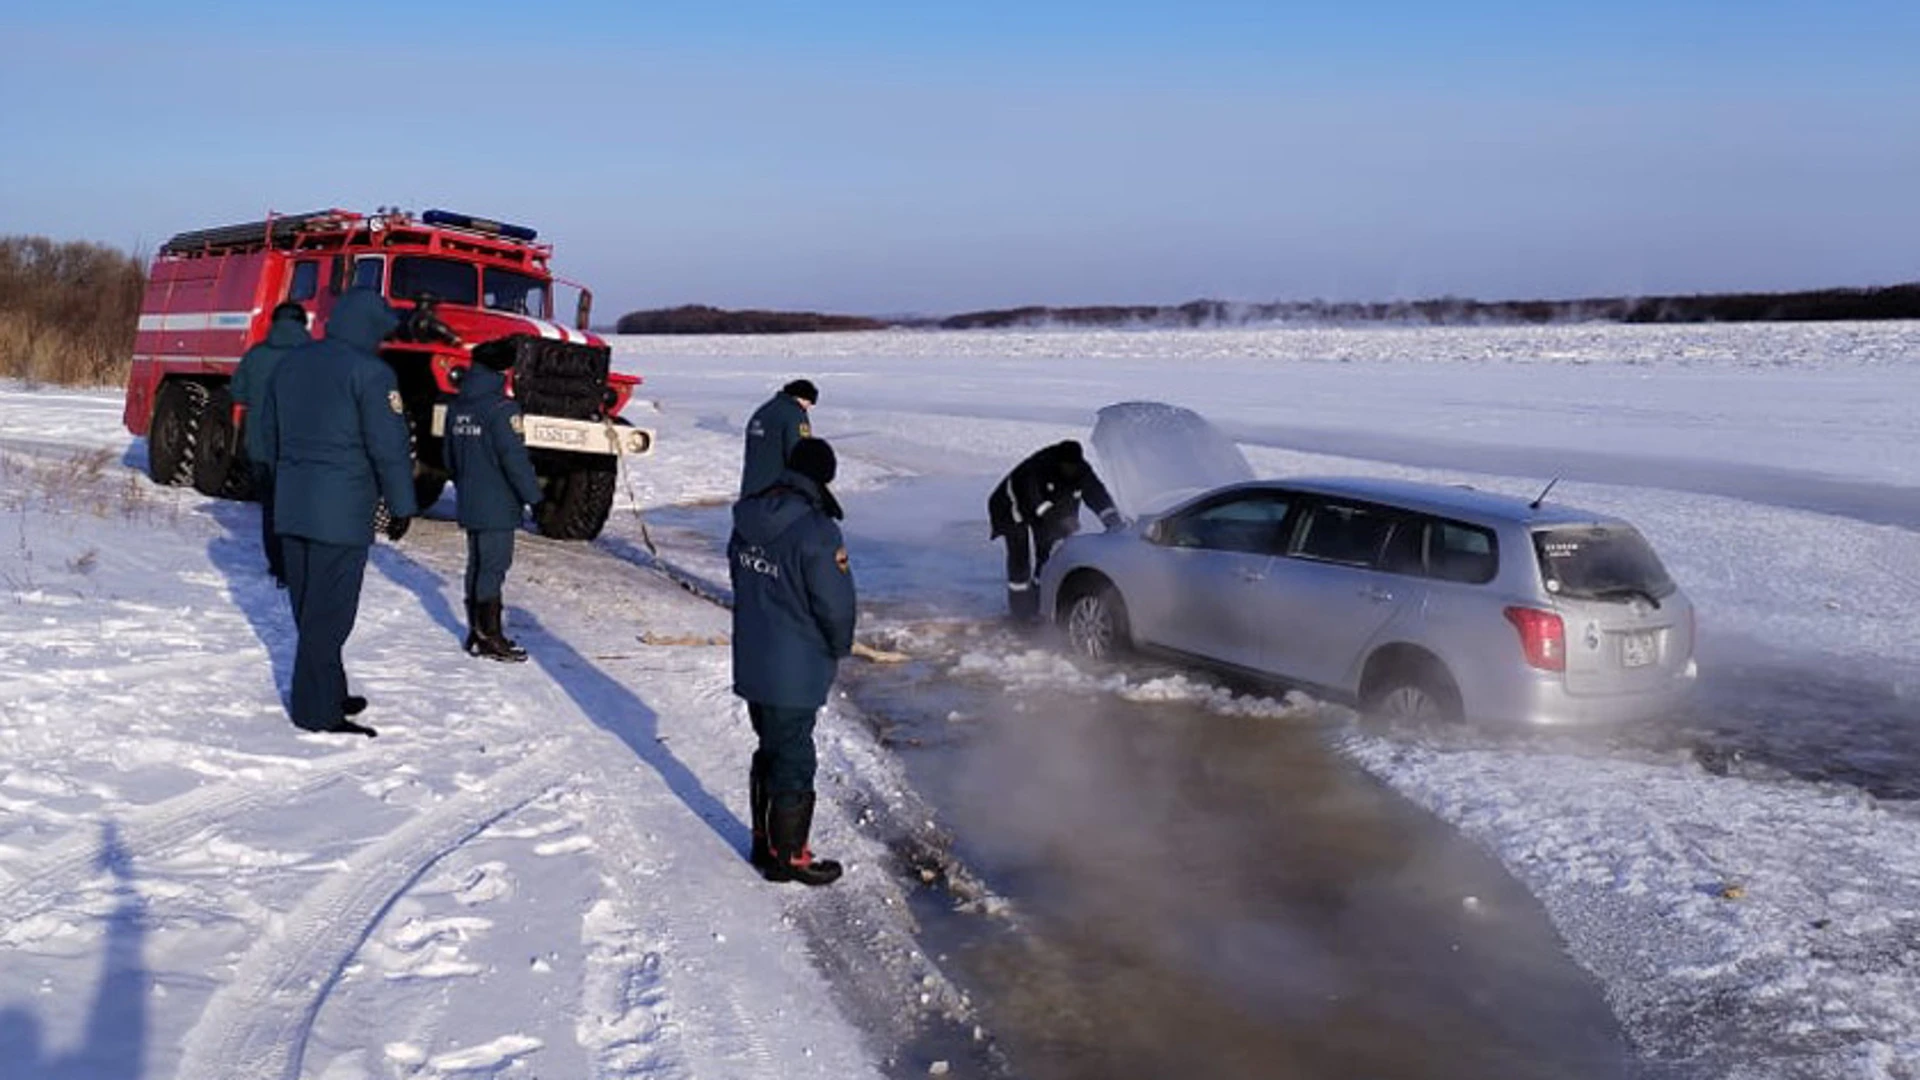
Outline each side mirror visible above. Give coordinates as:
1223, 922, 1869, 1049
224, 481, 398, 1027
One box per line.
1144, 519, 1168, 545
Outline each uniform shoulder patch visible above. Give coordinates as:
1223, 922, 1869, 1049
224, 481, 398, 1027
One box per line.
798, 422, 812, 439
834, 546, 849, 573
508, 413, 523, 434
387, 389, 404, 414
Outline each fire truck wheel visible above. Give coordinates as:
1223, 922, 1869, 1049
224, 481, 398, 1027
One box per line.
534, 461, 617, 541
148, 380, 209, 487
192, 387, 254, 500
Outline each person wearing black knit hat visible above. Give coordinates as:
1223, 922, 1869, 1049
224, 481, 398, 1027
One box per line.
739, 379, 819, 497
988, 440, 1125, 623
728, 436, 855, 886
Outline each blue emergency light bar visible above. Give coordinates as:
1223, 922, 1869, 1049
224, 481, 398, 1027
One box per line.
421, 209, 538, 242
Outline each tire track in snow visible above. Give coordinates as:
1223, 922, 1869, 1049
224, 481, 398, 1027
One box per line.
0, 753, 363, 913
176, 744, 572, 1080
0, 647, 264, 703
567, 764, 771, 1080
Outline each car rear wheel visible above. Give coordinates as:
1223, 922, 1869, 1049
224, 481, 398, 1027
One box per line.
1063, 578, 1129, 662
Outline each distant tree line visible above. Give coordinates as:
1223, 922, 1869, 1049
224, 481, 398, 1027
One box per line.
618, 282, 1920, 334
923, 283, 1920, 330
615, 304, 887, 334
0, 236, 145, 385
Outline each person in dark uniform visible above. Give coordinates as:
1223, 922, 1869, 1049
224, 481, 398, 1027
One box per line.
252, 289, 418, 737
229, 301, 310, 586
729, 437, 855, 886
445, 337, 544, 662
988, 440, 1124, 622
739, 379, 817, 496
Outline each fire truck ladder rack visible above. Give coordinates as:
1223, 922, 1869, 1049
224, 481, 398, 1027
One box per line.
159, 210, 355, 256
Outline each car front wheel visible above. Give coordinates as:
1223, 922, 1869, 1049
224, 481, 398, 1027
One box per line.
1363, 663, 1464, 726
1063, 579, 1129, 662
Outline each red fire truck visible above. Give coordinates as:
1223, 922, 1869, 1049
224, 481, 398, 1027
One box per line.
122, 208, 653, 540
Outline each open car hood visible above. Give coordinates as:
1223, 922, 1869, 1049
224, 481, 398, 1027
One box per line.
1089, 401, 1255, 518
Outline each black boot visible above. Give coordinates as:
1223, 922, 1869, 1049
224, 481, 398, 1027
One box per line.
748, 754, 775, 870
470, 598, 528, 663
463, 598, 479, 654
342, 695, 368, 716
764, 791, 842, 886
1007, 584, 1040, 624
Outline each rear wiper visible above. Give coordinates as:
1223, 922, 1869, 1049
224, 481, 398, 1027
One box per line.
1590, 586, 1662, 609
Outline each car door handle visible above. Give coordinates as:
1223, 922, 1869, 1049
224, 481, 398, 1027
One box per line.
1236, 568, 1266, 583
1360, 587, 1393, 603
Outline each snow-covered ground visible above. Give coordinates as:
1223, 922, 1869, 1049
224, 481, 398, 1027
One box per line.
3, 319, 1918, 1079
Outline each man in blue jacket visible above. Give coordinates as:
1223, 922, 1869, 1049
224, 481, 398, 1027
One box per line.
729, 437, 855, 885
739, 379, 817, 496
229, 301, 310, 585
252, 289, 419, 737
445, 337, 544, 662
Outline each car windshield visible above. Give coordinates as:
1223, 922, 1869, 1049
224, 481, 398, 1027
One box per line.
483, 268, 550, 317
1533, 525, 1675, 601
389, 257, 479, 306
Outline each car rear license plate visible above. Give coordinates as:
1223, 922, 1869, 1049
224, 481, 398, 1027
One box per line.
1621, 631, 1657, 668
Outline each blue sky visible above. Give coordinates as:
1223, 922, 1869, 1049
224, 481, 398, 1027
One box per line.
4, 1, 1917, 314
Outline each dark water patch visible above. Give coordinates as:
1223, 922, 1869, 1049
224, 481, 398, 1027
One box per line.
844, 647, 1641, 1080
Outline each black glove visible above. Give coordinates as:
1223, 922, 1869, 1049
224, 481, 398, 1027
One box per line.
1100, 508, 1127, 532
385, 515, 412, 542
392, 294, 461, 345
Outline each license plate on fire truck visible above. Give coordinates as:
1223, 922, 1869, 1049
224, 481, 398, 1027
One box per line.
1620, 631, 1657, 668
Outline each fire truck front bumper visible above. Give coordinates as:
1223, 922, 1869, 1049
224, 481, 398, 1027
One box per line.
431, 407, 655, 457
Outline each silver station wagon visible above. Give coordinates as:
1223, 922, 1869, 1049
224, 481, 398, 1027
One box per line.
1039, 408, 1699, 726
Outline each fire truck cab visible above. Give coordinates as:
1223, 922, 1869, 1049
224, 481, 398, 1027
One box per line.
123, 207, 652, 540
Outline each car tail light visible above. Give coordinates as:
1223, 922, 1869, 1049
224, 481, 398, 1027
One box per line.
1504, 606, 1566, 672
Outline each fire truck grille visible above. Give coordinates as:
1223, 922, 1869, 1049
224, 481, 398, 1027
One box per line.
497, 337, 613, 421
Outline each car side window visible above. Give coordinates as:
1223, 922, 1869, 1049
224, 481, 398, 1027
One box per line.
287, 260, 319, 302
1292, 501, 1397, 567
350, 256, 385, 292
1161, 493, 1292, 555
1429, 521, 1498, 584
1377, 519, 1426, 576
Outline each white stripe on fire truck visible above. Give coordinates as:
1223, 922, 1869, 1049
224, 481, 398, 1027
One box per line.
136, 311, 256, 333
520, 317, 589, 344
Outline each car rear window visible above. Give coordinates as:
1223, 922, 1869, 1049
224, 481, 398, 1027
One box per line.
1429, 521, 1498, 584
1376, 518, 1497, 583
1533, 525, 1675, 601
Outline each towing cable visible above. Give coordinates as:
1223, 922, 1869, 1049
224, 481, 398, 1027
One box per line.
600, 410, 659, 556
595, 409, 905, 663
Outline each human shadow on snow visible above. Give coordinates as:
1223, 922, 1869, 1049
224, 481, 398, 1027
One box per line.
204, 500, 470, 722
0, 821, 150, 1080
516, 608, 748, 856
365, 533, 466, 646
201, 499, 295, 707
